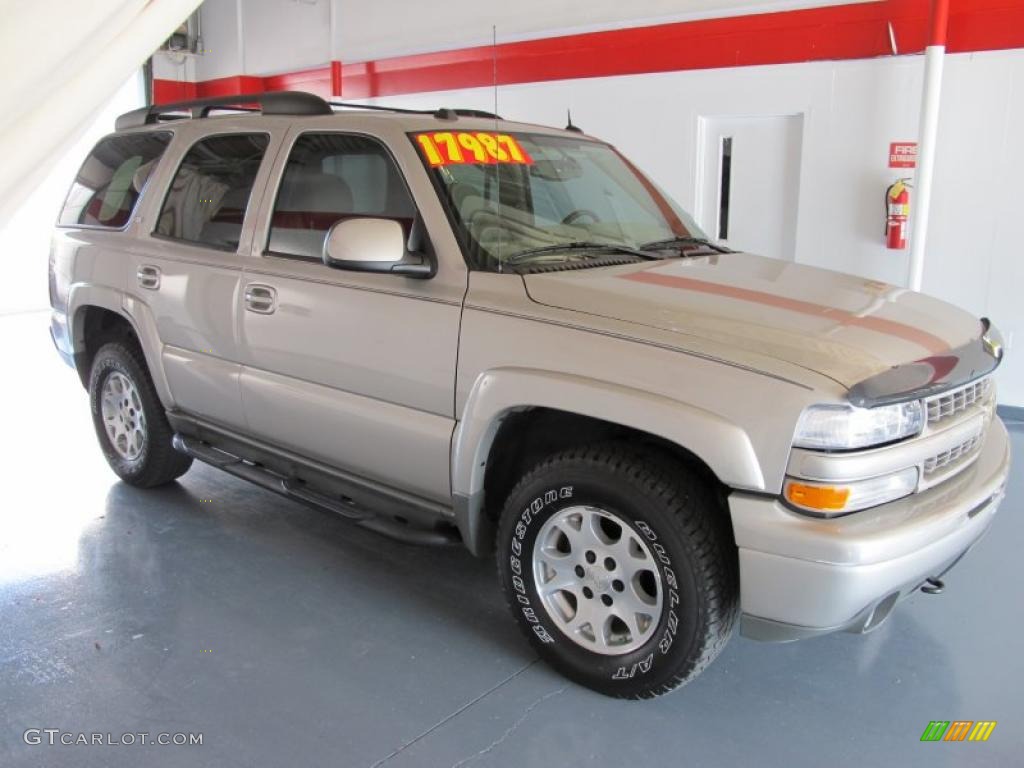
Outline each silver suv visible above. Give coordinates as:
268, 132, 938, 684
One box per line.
49, 91, 1010, 698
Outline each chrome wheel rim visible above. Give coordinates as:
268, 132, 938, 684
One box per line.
100, 371, 146, 461
532, 505, 664, 655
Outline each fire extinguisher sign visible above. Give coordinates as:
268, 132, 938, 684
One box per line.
889, 142, 918, 168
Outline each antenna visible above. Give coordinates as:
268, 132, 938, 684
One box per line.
565, 109, 583, 133
492, 25, 499, 120
493, 25, 502, 274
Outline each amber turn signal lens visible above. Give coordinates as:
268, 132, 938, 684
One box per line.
785, 482, 850, 511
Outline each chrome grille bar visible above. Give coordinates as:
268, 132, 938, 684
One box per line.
925, 377, 992, 426
923, 433, 984, 477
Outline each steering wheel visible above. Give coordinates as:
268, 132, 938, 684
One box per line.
561, 208, 601, 226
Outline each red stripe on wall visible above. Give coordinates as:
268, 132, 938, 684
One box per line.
188, 75, 264, 97
154, 75, 263, 103
153, 79, 197, 103
153, 0, 1024, 104
263, 66, 333, 97
331, 60, 344, 96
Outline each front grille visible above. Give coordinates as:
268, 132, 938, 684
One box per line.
925, 377, 992, 426
923, 432, 984, 477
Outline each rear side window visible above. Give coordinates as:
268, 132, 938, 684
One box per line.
155, 133, 269, 251
268, 133, 415, 259
59, 132, 172, 228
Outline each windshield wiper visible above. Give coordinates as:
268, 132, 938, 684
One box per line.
506, 241, 656, 265
639, 236, 731, 254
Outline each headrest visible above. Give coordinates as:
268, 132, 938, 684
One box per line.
278, 167, 354, 213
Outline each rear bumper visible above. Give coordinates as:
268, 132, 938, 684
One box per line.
730, 417, 1011, 642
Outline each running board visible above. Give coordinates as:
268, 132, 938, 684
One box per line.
172, 434, 460, 547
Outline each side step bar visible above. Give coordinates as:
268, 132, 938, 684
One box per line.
172, 434, 460, 547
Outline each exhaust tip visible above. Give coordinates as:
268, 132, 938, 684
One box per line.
921, 577, 945, 595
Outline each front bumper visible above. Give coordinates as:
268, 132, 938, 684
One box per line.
730, 417, 1011, 642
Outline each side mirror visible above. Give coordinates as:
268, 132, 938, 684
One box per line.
322, 217, 433, 278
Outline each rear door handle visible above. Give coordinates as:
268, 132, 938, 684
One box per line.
137, 265, 161, 290
244, 283, 277, 314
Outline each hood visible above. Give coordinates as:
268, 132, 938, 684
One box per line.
523, 253, 983, 388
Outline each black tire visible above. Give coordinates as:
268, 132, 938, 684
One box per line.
496, 443, 738, 699
88, 341, 192, 487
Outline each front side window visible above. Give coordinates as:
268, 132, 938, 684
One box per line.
59, 132, 172, 228
155, 133, 269, 251
412, 130, 706, 271
268, 133, 415, 260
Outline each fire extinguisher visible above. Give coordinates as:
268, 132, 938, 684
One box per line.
885, 179, 912, 250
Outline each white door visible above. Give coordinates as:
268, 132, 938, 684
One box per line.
697, 114, 803, 261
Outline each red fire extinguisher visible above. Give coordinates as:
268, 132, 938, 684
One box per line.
886, 179, 912, 250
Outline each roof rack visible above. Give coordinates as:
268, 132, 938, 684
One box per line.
115, 90, 503, 131
326, 101, 501, 120
115, 91, 332, 131
325, 100, 431, 116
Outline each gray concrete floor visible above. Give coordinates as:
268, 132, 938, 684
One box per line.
1, 309, 1021, 768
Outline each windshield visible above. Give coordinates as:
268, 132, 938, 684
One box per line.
411, 130, 707, 270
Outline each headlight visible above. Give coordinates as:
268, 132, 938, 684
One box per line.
793, 401, 923, 451
784, 467, 919, 517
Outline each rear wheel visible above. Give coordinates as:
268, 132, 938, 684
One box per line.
88, 341, 192, 487
496, 443, 738, 698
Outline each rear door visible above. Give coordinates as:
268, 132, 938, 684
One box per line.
126, 124, 282, 429
236, 126, 465, 504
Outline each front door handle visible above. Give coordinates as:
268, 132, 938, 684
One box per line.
137, 265, 161, 290
244, 283, 277, 314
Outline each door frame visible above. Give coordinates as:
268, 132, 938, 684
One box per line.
693, 111, 806, 252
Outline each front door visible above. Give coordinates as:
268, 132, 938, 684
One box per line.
236, 129, 464, 504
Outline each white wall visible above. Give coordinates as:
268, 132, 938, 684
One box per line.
357, 49, 1024, 405
188, 0, 880, 74
240, 0, 331, 75
334, 0, 878, 60
194, 0, 243, 78
153, 48, 198, 82
189, 0, 332, 79
153, 0, 240, 82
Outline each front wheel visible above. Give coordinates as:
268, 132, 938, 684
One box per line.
496, 444, 738, 698
88, 341, 192, 487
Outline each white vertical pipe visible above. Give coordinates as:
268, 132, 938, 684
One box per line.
907, 0, 950, 292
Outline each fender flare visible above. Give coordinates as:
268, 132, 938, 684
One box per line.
450, 367, 765, 555
67, 283, 174, 407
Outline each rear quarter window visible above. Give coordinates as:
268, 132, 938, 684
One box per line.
58, 132, 172, 228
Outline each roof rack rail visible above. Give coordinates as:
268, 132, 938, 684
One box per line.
326, 100, 428, 115
326, 101, 501, 120
115, 91, 503, 131
115, 91, 332, 131
433, 108, 502, 120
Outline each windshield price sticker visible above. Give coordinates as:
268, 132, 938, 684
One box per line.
415, 132, 534, 167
